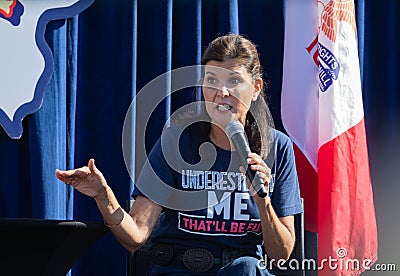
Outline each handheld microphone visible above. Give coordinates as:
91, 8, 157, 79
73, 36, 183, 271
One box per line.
225, 121, 268, 198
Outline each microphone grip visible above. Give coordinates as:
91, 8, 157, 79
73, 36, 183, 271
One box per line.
229, 132, 268, 198
246, 166, 268, 198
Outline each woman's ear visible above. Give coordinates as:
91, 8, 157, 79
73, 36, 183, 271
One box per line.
252, 78, 263, 101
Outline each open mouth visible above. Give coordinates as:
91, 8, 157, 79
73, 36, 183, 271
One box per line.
217, 103, 232, 111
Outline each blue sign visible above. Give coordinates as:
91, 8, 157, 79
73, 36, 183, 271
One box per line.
318, 43, 340, 92
0, 0, 94, 139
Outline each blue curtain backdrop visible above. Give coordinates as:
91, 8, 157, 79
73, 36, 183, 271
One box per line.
0, 0, 398, 275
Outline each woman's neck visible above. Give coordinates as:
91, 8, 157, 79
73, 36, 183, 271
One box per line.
209, 125, 232, 151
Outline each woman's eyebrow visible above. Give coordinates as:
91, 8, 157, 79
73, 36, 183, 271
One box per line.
229, 71, 241, 76
205, 71, 240, 76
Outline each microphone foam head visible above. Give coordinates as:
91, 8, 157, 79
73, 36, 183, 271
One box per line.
225, 120, 245, 138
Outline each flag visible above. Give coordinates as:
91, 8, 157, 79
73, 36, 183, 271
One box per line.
281, 0, 378, 275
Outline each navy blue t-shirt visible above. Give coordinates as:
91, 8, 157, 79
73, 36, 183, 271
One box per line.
132, 125, 303, 259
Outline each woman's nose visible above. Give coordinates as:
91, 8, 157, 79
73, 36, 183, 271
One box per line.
216, 86, 230, 97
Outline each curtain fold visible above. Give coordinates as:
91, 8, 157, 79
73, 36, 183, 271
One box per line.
66, 16, 79, 219
72, 1, 134, 274
165, 0, 173, 125
28, 19, 69, 219
129, 0, 137, 196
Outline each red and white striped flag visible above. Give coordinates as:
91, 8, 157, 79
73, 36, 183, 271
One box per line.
281, 0, 378, 274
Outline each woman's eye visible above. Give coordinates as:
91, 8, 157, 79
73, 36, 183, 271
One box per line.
206, 78, 218, 85
230, 78, 241, 84
229, 78, 241, 85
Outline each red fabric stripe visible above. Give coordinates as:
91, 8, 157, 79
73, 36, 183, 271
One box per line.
293, 144, 318, 233
318, 119, 378, 275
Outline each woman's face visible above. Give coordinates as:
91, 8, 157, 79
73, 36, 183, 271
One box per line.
202, 59, 262, 129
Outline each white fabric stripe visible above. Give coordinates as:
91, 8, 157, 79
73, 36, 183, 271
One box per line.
281, 0, 319, 170
281, 0, 364, 171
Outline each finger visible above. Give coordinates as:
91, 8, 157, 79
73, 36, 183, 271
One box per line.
250, 164, 271, 175
240, 166, 261, 197
56, 167, 89, 178
55, 169, 77, 182
246, 154, 266, 169
254, 171, 270, 194
55, 169, 66, 182
256, 171, 272, 184
88, 158, 95, 173
246, 156, 260, 165
247, 154, 271, 174
250, 164, 261, 171
246, 156, 272, 190
89, 158, 103, 175
247, 152, 262, 162
55, 171, 72, 185
55, 167, 90, 185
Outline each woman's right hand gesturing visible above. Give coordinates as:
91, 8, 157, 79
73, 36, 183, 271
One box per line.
55, 158, 107, 199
